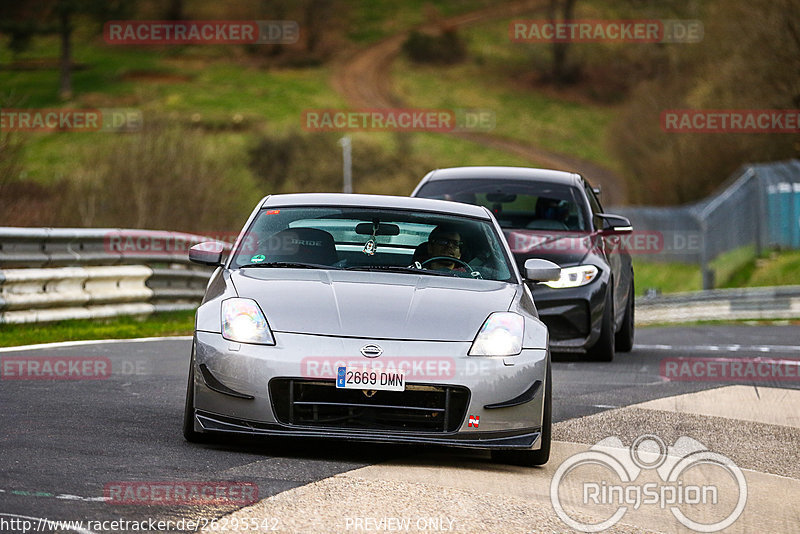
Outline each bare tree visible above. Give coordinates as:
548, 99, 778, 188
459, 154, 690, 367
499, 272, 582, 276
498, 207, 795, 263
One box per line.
55, 0, 74, 100
547, 0, 577, 85
0, 0, 136, 100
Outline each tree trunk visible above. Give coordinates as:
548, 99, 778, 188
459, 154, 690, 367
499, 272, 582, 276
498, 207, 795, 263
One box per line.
548, 0, 577, 85
58, 6, 73, 101
166, 0, 183, 21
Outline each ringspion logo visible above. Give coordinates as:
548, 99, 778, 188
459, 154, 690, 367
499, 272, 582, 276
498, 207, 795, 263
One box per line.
551, 434, 746, 532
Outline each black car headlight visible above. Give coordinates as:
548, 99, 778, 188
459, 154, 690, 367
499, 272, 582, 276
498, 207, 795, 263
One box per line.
541, 265, 598, 289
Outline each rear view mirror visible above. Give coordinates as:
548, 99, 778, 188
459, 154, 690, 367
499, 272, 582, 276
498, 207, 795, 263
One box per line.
189, 241, 226, 266
523, 258, 561, 282
355, 223, 401, 236
486, 192, 517, 203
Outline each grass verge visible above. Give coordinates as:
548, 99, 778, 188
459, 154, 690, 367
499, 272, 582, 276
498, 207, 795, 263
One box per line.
722, 250, 800, 288
632, 260, 701, 296
392, 20, 619, 167
633, 249, 800, 297
0, 310, 195, 348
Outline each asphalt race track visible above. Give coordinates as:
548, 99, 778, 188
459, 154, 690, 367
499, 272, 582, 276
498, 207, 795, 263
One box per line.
1, 325, 798, 533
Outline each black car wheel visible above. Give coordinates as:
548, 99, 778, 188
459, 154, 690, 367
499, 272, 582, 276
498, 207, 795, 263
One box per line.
587, 288, 615, 362
491, 360, 552, 466
615, 277, 635, 353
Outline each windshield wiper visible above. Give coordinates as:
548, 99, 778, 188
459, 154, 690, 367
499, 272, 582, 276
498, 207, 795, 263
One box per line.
345, 265, 451, 276
240, 262, 338, 269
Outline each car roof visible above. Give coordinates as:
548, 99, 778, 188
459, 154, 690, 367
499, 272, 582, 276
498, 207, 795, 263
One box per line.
421, 166, 583, 186
260, 193, 492, 219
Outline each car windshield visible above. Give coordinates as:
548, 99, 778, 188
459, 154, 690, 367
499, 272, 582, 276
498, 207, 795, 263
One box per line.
415, 178, 589, 231
229, 206, 515, 282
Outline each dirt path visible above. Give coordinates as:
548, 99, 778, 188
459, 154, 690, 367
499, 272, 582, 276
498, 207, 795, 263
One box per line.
331, 0, 627, 204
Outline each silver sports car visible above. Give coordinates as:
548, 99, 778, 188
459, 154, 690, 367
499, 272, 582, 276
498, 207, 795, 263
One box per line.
183, 193, 560, 466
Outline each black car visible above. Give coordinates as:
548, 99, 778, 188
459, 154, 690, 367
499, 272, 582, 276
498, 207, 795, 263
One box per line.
411, 166, 634, 361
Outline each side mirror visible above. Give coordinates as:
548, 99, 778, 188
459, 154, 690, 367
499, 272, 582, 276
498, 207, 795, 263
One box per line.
189, 242, 226, 266
596, 214, 632, 235
523, 258, 561, 282
592, 186, 602, 197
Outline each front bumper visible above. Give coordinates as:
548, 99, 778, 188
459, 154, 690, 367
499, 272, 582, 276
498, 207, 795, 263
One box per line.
189, 331, 549, 450
529, 280, 606, 351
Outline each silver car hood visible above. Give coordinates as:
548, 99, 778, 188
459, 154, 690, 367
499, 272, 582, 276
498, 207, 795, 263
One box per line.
230, 269, 517, 341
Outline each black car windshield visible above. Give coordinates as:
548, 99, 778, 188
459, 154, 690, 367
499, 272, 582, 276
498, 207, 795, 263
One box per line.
229, 206, 515, 282
415, 178, 589, 231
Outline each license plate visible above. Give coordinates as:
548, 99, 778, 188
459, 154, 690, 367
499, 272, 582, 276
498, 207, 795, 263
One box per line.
336, 366, 405, 391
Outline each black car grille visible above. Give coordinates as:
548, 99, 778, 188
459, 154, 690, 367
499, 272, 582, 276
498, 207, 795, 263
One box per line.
537, 301, 590, 339
269, 379, 470, 433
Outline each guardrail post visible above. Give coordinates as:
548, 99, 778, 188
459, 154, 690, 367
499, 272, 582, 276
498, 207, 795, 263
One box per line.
698, 217, 714, 290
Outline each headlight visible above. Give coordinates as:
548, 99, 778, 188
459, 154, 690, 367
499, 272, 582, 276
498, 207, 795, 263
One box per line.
469, 312, 524, 356
541, 265, 598, 288
221, 298, 275, 345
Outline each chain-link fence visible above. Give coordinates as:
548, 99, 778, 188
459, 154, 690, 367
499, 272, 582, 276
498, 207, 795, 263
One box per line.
612, 159, 800, 289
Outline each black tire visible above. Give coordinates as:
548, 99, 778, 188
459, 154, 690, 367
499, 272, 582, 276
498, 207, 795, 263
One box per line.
587, 288, 615, 362
183, 348, 211, 443
615, 277, 635, 353
491, 361, 552, 467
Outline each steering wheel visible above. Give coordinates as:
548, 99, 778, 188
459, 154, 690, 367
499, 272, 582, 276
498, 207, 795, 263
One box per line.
420, 256, 473, 271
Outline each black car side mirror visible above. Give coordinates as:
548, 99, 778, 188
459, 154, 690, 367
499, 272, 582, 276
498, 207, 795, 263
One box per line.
596, 214, 633, 235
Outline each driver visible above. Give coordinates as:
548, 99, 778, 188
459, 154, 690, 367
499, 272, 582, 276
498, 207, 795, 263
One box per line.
422, 225, 467, 271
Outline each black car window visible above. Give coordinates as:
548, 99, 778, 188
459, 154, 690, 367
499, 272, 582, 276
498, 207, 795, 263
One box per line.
583, 182, 603, 215
415, 178, 588, 231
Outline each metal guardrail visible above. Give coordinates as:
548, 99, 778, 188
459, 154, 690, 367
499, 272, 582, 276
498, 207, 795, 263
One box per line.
635, 285, 800, 325
2, 227, 798, 326
613, 159, 800, 289
0, 228, 225, 324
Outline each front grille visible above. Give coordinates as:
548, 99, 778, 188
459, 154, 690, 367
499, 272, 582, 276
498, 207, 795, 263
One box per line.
538, 302, 590, 339
269, 379, 470, 433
